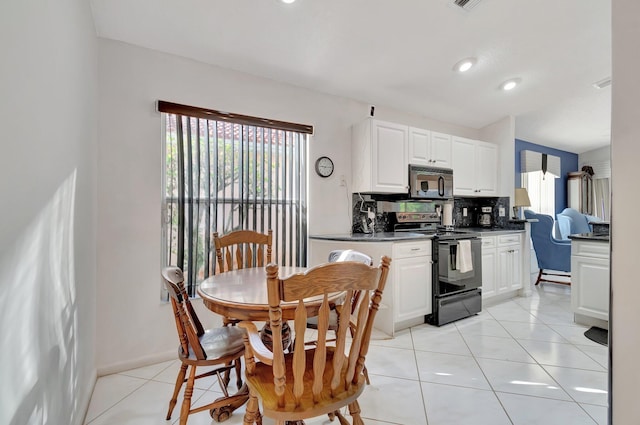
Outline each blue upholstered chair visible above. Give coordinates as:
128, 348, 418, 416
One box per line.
556, 207, 600, 240
524, 210, 571, 286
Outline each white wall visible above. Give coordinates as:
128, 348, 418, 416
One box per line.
579, 145, 611, 179
0, 1, 98, 424
611, 0, 640, 422
580, 145, 610, 166
96, 39, 480, 371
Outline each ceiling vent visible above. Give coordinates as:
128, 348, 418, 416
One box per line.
453, 0, 483, 11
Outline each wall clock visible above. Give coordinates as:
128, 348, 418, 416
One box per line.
314, 156, 334, 178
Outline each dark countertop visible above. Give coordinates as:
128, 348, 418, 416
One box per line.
568, 233, 610, 242
462, 227, 525, 235
310, 232, 433, 242
310, 227, 524, 242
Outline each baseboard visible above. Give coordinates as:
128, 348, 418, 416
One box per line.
482, 289, 520, 307
574, 313, 609, 330
97, 349, 175, 377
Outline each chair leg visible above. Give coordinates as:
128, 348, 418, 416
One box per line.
166, 363, 188, 420
235, 356, 243, 389
348, 400, 364, 425
243, 390, 260, 425
333, 409, 350, 425
535, 269, 543, 285
179, 365, 197, 425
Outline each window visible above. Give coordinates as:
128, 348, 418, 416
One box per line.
159, 101, 311, 296
522, 170, 556, 216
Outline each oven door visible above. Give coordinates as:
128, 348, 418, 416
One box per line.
437, 238, 482, 295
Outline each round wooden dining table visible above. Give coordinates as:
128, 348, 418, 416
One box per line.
197, 266, 345, 349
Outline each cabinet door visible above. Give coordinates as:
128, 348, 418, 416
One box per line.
430, 132, 452, 168
475, 142, 498, 195
508, 245, 522, 291
372, 121, 408, 193
481, 237, 497, 299
571, 255, 610, 321
408, 127, 431, 166
451, 136, 476, 195
497, 245, 521, 292
394, 256, 432, 322
496, 246, 512, 293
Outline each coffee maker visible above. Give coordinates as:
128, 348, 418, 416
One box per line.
478, 206, 493, 227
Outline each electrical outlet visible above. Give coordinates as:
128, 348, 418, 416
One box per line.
498, 207, 505, 217
463, 207, 468, 217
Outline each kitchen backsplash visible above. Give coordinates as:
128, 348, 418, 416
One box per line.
351, 194, 513, 233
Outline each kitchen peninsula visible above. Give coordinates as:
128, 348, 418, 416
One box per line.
569, 231, 611, 328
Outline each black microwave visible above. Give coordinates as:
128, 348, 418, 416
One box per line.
408, 165, 454, 200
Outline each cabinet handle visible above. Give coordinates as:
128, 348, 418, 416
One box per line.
411, 247, 421, 251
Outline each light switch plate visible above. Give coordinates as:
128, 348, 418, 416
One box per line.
463, 208, 468, 217
498, 207, 505, 217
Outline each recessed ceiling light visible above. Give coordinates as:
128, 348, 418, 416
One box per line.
453, 57, 476, 73
280, 0, 296, 3
500, 78, 522, 91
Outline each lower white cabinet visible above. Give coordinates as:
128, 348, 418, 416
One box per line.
481, 232, 523, 301
308, 238, 432, 336
498, 233, 522, 292
392, 241, 432, 322
481, 236, 498, 299
571, 239, 610, 322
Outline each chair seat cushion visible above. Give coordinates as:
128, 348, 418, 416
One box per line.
246, 348, 365, 420
305, 309, 340, 330
182, 326, 245, 361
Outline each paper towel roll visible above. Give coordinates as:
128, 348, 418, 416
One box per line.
442, 203, 454, 227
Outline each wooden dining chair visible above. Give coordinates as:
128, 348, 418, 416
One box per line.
162, 267, 248, 424
213, 229, 272, 328
238, 256, 391, 425
305, 250, 373, 384
213, 229, 273, 273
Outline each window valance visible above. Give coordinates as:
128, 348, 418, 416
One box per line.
520, 150, 561, 178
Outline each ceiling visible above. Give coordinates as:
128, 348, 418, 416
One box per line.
89, 0, 611, 154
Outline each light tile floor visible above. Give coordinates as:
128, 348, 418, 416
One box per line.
85, 283, 608, 425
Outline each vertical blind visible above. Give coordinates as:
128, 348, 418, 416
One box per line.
159, 101, 311, 296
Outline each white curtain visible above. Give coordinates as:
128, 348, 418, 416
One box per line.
592, 178, 610, 220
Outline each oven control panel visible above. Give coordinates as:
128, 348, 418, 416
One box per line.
396, 212, 440, 223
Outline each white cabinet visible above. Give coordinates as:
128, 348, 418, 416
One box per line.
497, 233, 522, 292
308, 238, 432, 336
481, 232, 523, 301
451, 136, 498, 196
352, 119, 408, 193
408, 128, 452, 168
481, 236, 498, 299
571, 240, 610, 322
392, 241, 432, 323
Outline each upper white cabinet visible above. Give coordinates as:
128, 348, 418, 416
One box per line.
408, 128, 452, 168
451, 136, 498, 196
352, 119, 409, 193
